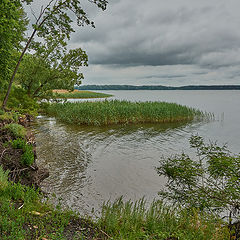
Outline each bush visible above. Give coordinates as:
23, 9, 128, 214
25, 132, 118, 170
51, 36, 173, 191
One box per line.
4, 123, 26, 138
20, 144, 34, 166
0, 112, 14, 122
156, 135, 240, 223
11, 138, 26, 149
6, 86, 39, 115
11, 138, 34, 166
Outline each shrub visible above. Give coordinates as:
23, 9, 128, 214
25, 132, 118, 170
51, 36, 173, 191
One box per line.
156, 135, 240, 223
4, 123, 26, 139
11, 138, 26, 149
0, 112, 14, 122
11, 139, 34, 166
20, 144, 34, 166
6, 86, 39, 115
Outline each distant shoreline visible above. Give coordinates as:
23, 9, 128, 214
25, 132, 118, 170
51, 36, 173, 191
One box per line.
75, 85, 240, 91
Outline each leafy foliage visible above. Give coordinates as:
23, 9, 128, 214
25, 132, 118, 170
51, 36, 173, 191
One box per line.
0, 0, 28, 89
157, 135, 240, 221
3, 123, 26, 139
11, 138, 34, 166
2, 0, 108, 108
5, 86, 39, 114
16, 47, 88, 99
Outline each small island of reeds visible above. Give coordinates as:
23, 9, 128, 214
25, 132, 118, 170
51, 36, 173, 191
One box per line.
52, 89, 113, 99
44, 100, 206, 126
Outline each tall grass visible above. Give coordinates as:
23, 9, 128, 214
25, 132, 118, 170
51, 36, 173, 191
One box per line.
53, 90, 112, 99
44, 100, 206, 126
98, 197, 229, 240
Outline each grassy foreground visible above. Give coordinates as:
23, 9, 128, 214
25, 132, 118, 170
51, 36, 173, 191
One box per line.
0, 174, 229, 239
43, 100, 205, 126
0, 111, 231, 239
52, 89, 112, 99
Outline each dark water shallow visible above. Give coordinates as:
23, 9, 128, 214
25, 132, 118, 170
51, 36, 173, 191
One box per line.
33, 90, 240, 215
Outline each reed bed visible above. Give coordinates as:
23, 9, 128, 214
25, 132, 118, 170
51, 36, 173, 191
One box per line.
52, 89, 112, 99
44, 100, 206, 126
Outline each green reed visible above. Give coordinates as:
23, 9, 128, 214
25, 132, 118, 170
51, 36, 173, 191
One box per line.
54, 90, 112, 99
98, 197, 229, 240
44, 100, 206, 126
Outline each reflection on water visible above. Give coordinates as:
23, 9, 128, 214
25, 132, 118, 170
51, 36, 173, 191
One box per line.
33, 116, 202, 214
33, 90, 240, 214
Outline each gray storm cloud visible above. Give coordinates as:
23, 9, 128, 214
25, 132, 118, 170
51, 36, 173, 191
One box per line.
25, 0, 240, 85
70, 0, 240, 68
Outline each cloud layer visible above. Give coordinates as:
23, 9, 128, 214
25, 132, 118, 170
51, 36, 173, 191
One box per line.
27, 0, 240, 85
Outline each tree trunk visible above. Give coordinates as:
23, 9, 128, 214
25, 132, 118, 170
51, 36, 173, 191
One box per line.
2, 29, 37, 109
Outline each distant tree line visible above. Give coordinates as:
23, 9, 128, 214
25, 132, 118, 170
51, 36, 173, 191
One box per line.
75, 85, 240, 90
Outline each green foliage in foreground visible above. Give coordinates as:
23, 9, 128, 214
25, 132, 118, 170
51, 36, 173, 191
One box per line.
0, 86, 39, 115
11, 138, 34, 166
98, 197, 229, 240
0, 164, 229, 240
44, 100, 205, 126
3, 123, 26, 139
0, 166, 77, 240
54, 90, 113, 99
157, 135, 240, 222
0, 111, 19, 123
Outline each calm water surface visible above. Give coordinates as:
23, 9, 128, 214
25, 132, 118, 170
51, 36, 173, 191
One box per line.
33, 90, 240, 214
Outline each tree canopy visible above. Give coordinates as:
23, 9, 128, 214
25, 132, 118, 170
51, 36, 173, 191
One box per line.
1, 0, 108, 109
0, 0, 28, 90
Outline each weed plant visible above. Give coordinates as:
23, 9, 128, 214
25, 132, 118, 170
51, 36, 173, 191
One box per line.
11, 138, 34, 166
98, 197, 229, 240
0, 166, 77, 239
3, 123, 26, 139
44, 100, 205, 126
0, 112, 18, 122
0, 166, 231, 239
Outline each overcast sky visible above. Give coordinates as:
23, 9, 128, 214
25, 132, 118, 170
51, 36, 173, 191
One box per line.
27, 0, 240, 86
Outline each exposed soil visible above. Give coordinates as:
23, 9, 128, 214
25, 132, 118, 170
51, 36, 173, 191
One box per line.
63, 217, 107, 240
0, 114, 49, 188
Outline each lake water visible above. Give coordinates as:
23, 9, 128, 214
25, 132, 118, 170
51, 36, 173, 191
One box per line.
33, 90, 240, 215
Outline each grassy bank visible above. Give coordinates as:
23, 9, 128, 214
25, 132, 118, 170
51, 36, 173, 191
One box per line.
0, 181, 230, 239
0, 111, 232, 239
52, 89, 113, 99
98, 198, 229, 240
43, 100, 206, 126
0, 168, 104, 239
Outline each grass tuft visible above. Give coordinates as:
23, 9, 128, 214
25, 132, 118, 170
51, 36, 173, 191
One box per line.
3, 123, 27, 139
98, 197, 229, 240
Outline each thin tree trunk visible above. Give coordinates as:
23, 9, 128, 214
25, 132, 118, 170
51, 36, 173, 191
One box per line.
2, 29, 37, 109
